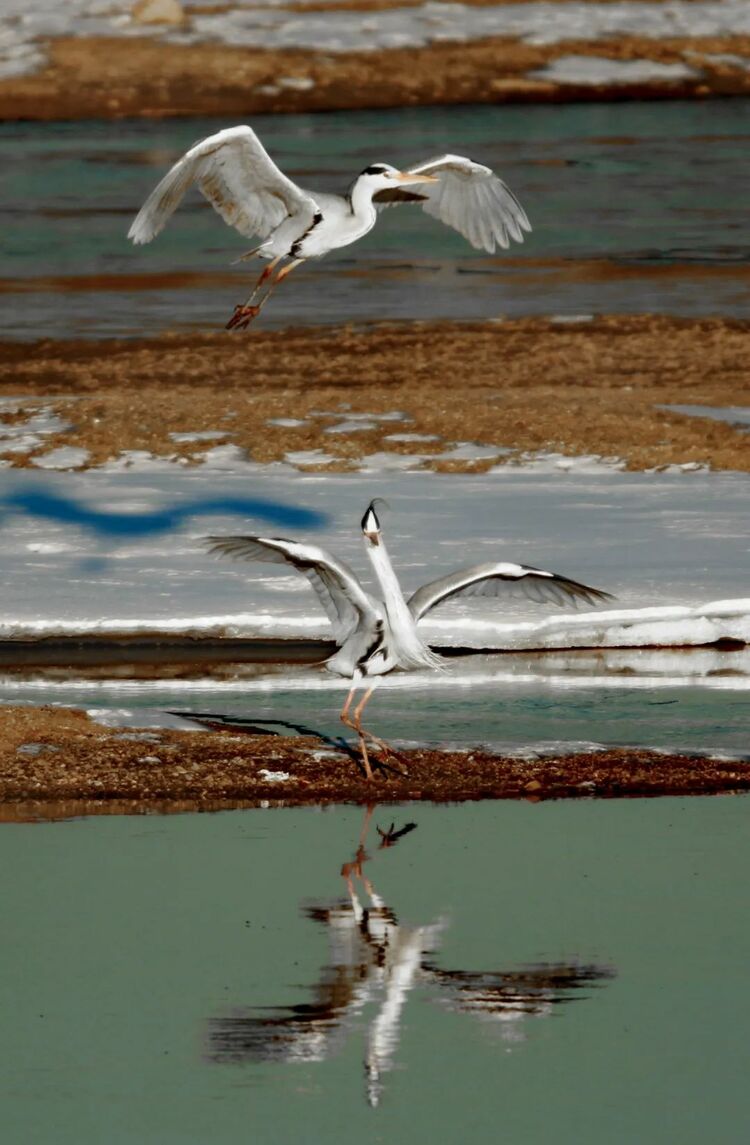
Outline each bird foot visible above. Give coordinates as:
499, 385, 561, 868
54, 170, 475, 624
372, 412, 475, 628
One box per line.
226, 303, 260, 331
366, 739, 407, 777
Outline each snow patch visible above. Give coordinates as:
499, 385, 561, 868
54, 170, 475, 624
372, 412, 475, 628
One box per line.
492, 452, 625, 474
170, 430, 229, 443
32, 447, 91, 470
531, 56, 700, 85
2, 1, 750, 78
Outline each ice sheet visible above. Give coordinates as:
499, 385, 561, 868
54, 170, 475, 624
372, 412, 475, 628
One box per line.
0, 466, 747, 650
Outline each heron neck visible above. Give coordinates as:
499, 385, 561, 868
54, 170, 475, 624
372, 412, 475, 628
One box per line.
348, 178, 378, 226
365, 537, 429, 667
366, 538, 408, 616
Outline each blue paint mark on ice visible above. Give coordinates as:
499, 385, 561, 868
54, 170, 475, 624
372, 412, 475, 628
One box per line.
0, 488, 327, 538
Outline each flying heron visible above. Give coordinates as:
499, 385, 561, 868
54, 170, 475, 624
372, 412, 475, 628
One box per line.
207, 501, 613, 778
128, 124, 531, 329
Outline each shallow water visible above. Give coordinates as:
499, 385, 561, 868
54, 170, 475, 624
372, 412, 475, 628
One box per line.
6, 658, 748, 756
3, 99, 748, 338
660, 403, 750, 430
2, 797, 749, 1144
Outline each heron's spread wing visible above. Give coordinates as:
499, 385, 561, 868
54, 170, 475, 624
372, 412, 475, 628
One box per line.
128, 125, 317, 245
206, 535, 376, 643
408, 561, 614, 622
379, 153, 531, 254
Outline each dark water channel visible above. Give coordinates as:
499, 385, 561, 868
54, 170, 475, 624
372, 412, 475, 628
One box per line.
2, 797, 749, 1144
2, 99, 748, 338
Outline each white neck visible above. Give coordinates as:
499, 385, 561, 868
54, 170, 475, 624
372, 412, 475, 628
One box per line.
349, 177, 379, 227
366, 538, 440, 670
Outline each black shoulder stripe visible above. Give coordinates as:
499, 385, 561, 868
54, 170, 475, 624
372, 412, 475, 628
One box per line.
357, 620, 385, 673
290, 210, 324, 258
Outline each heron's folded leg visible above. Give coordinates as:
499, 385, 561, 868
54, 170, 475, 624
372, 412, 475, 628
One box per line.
226, 254, 284, 330
353, 686, 403, 768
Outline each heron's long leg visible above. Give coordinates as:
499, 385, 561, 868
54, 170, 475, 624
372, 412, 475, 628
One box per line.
340, 683, 357, 727
256, 258, 304, 309
227, 258, 305, 331
352, 685, 402, 766
226, 254, 284, 330
340, 684, 374, 781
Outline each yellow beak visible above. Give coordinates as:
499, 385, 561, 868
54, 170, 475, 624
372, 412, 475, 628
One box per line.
394, 171, 440, 185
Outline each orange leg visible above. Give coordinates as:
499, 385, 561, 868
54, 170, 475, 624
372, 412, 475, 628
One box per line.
226, 257, 304, 331
352, 686, 401, 765
340, 684, 374, 781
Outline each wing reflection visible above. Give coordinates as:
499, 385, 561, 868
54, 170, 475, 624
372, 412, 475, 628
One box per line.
208, 806, 614, 1106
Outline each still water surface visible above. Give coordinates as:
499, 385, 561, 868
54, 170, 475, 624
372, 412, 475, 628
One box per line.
2, 797, 749, 1144
3, 99, 748, 337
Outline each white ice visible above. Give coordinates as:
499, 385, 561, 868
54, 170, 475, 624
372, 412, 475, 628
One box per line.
0, 465, 747, 652
531, 57, 700, 85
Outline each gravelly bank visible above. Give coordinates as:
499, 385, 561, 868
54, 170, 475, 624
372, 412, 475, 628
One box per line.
1, 316, 748, 473
2, 705, 749, 818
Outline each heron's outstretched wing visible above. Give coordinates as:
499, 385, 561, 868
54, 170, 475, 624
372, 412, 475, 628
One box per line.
128, 125, 318, 245
377, 153, 530, 254
206, 535, 377, 643
408, 562, 614, 622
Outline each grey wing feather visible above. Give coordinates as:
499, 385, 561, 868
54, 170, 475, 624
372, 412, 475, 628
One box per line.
128, 125, 317, 244
206, 534, 374, 643
408, 561, 614, 622
384, 153, 531, 254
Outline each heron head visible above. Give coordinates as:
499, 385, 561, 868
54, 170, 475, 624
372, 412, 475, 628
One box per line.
359, 163, 439, 188
361, 499, 386, 546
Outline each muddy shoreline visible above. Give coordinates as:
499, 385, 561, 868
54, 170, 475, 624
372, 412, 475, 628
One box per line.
1, 705, 748, 819
2, 316, 749, 473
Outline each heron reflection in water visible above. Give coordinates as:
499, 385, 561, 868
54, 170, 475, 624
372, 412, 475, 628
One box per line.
207, 808, 614, 1107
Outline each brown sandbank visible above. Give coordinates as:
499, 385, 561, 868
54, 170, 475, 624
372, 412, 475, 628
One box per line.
1, 32, 750, 121
1, 315, 749, 473
1, 705, 748, 819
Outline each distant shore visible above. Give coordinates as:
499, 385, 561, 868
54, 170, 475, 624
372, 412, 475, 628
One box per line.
1, 705, 749, 818
2, 32, 750, 122
1, 315, 748, 473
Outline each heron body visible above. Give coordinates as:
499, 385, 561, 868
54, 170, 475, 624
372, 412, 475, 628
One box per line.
128, 125, 531, 327
207, 501, 613, 778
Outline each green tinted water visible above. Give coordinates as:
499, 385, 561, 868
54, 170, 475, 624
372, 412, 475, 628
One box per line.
3, 99, 748, 336
2, 797, 748, 1144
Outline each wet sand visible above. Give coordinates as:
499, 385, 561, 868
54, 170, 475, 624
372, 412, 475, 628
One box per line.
2, 316, 749, 473
1, 704, 748, 818
2, 32, 750, 121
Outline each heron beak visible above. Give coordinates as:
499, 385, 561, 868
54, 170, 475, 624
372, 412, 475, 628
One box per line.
394, 172, 439, 185
361, 504, 382, 544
